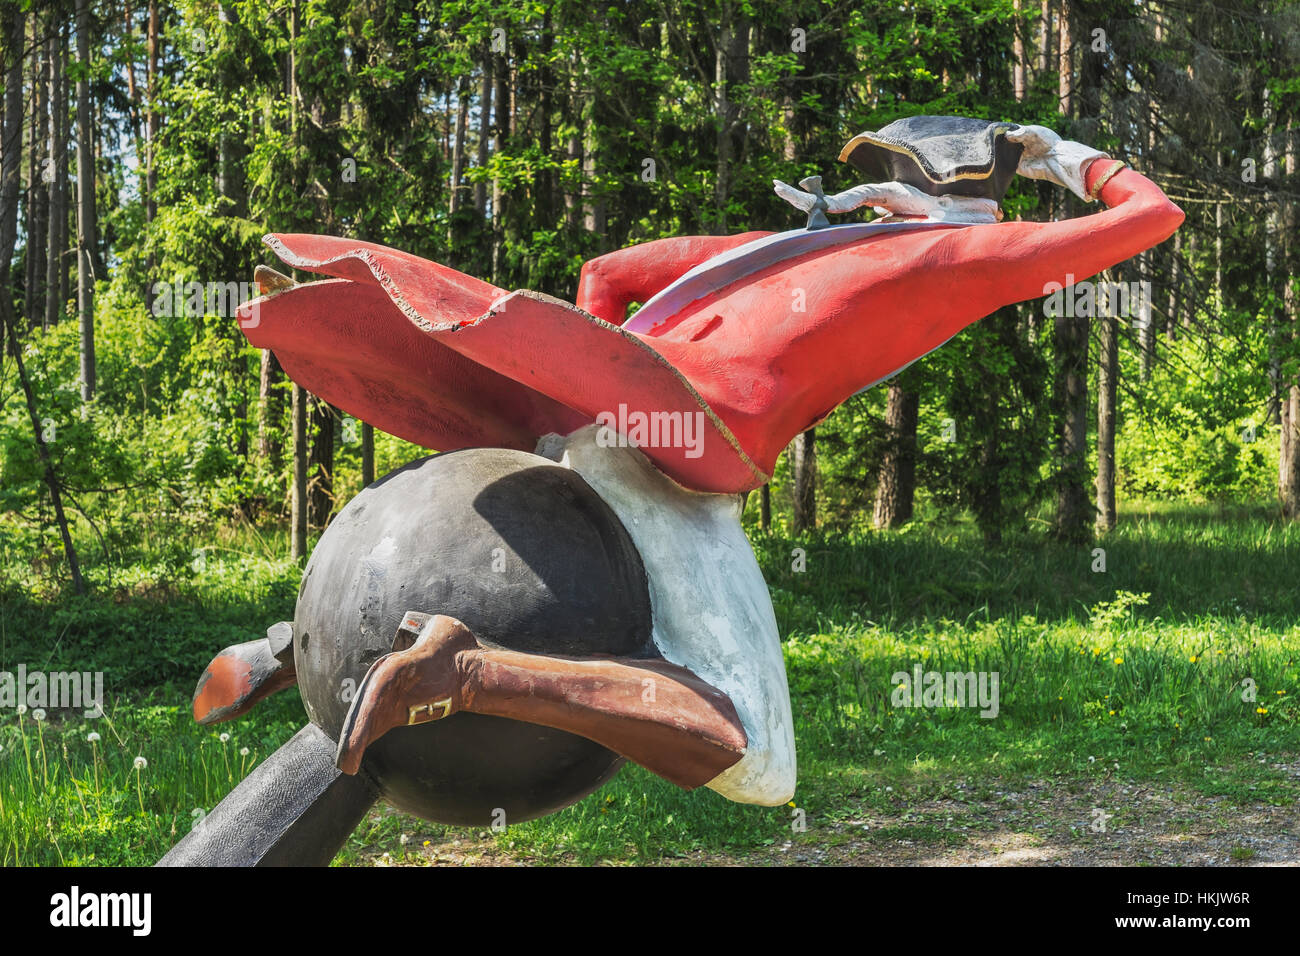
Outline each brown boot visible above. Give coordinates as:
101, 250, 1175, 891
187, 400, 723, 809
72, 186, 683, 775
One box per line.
335, 615, 479, 775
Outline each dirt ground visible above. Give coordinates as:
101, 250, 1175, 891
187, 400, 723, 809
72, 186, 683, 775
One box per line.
361, 768, 1300, 867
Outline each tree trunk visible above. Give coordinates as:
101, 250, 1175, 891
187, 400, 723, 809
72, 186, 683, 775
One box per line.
291, 384, 308, 559
564, 66, 582, 230
1214, 150, 1225, 316
713, 7, 750, 234
1281, 345, 1299, 520
75, 0, 96, 401
1264, 94, 1281, 426
122, 3, 143, 163
580, 49, 605, 247
1051, 1, 1092, 543
1052, 219, 1093, 541
145, 0, 158, 228
216, 3, 248, 221
791, 428, 816, 533
1138, 105, 1157, 383
361, 423, 374, 487
1166, 230, 1181, 344
1, 7, 85, 594
1057, 0, 1071, 116
1282, 354, 1300, 520
874, 381, 920, 529
308, 397, 335, 529
1038, 0, 1051, 75
447, 73, 469, 247
45, 26, 66, 329
1096, 301, 1117, 533
539, 11, 555, 227
142, 0, 158, 311
759, 484, 771, 532
56, 35, 69, 314
1012, 0, 1027, 101
258, 349, 284, 467
475, 42, 491, 214
1280, 120, 1299, 519
491, 42, 507, 283
24, 17, 47, 326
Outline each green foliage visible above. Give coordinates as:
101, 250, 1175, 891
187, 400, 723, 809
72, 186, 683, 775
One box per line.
1117, 410, 1278, 503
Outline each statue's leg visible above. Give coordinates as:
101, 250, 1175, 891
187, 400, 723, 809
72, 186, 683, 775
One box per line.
191, 622, 298, 725
336, 614, 748, 792
547, 425, 798, 807
158, 722, 378, 867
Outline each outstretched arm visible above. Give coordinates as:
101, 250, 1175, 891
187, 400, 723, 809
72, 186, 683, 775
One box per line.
934, 133, 1184, 313
642, 127, 1185, 483
576, 232, 771, 324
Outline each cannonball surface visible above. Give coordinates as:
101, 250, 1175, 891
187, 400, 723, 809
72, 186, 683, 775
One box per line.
293, 448, 655, 826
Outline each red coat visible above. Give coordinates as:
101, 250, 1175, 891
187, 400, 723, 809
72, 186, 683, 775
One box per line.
237, 163, 1182, 493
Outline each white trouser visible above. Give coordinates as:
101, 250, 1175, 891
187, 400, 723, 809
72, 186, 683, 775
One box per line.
537, 424, 797, 805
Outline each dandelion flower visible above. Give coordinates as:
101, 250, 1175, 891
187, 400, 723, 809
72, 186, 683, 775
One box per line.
1109, 710, 1116, 715
32, 708, 46, 721
1189, 655, 1198, 663
16, 703, 26, 715
240, 747, 250, 757
1256, 707, 1268, 715
219, 732, 230, 743
1092, 648, 1101, 656
87, 732, 100, 743
423, 840, 431, 847
400, 834, 410, 846
133, 756, 148, 770
1113, 657, 1124, 665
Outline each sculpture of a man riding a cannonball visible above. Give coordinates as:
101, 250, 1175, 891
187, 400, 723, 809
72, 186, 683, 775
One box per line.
160, 116, 1182, 866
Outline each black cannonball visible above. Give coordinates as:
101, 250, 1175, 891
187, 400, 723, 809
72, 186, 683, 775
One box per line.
293, 448, 655, 826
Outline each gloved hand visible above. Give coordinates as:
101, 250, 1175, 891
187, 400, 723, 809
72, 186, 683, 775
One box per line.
774, 178, 999, 223
1005, 124, 1111, 202
849, 182, 1000, 223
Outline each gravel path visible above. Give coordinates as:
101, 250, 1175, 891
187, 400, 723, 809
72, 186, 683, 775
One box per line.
361, 769, 1300, 867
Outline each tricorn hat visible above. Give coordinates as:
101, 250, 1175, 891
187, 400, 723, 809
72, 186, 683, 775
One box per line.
838, 115, 1024, 201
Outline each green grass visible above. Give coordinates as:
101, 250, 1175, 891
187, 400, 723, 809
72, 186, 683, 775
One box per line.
0, 693, 302, 866
1, 501, 1297, 865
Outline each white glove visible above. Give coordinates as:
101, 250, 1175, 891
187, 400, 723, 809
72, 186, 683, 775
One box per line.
1005, 124, 1110, 202
846, 181, 999, 223
774, 179, 998, 223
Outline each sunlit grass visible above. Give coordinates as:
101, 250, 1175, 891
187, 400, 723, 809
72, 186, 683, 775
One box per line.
2, 500, 1297, 865
0, 692, 302, 865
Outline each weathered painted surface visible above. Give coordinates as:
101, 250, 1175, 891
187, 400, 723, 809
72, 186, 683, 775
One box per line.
236, 159, 1180, 496
543, 425, 797, 805
192, 635, 298, 725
